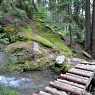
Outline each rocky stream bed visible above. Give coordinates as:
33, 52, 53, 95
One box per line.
0, 51, 57, 95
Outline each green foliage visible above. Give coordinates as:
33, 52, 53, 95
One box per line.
0, 0, 85, 46
0, 27, 10, 44
34, 6, 47, 21
21, 60, 51, 71
0, 38, 9, 44
51, 63, 72, 73
3, 26, 17, 43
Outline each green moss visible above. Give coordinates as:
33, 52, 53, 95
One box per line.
51, 63, 72, 74
5, 41, 32, 53
35, 31, 73, 56
0, 57, 52, 73
22, 61, 41, 71
16, 25, 73, 57
19, 26, 32, 33
4, 26, 16, 33
21, 58, 52, 71
32, 34, 54, 48
0, 63, 22, 73
0, 86, 19, 95
17, 26, 32, 41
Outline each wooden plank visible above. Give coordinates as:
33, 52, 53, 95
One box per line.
75, 64, 95, 72
66, 73, 89, 80
45, 86, 68, 95
60, 73, 89, 85
39, 91, 52, 95
84, 92, 92, 95
91, 62, 95, 65
66, 73, 92, 87
57, 79, 85, 89
81, 61, 95, 65
32, 93, 39, 95
68, 68, 94, 78
50, 81, 85, 95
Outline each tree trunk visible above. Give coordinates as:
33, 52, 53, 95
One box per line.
32, 0, 38, 12
85, 0, 91, 51
69, 24, 72, 47
91, 0, 95, 58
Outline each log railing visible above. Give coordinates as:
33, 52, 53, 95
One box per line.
33, 62, 95, 95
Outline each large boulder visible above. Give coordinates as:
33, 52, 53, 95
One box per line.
5, 41, 32, 53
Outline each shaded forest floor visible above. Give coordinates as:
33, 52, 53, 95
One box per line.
0, 19, 94, 95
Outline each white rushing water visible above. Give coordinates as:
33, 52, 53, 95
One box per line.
0, 75, 32, 88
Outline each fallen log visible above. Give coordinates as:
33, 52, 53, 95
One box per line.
60, 73, 89, 85
81, 61, 95, 65
82, 50, 92, 59
68, 68, 94, 78
57, 79, 85, 89
32, 93, 39, 95
45, 86, 68, 95
39, 91, 52, 95
75, 64, 95, 72
50, 81, 85, 95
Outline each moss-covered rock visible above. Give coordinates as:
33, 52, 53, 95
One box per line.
5, 41, 32, 53
32, 34, 54, 48
18, 30, 73, 56
1, 23, 74, 73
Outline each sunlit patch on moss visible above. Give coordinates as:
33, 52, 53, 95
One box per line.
5, 41, 32, 53
4, 26, 16, 33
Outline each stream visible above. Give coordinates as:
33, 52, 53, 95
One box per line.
2, 51, 95, 95
0, 52, 57, 95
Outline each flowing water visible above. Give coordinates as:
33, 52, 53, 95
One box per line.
0, 52, 57, 95
1, 52, 95, 95
0, 71, 57, 95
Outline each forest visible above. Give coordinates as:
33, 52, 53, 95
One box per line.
0, 0, 95, 95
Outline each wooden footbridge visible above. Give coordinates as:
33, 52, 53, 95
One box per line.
33, 62, 95, 95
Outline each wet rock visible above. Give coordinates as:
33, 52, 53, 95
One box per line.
32, 42, 40, 54
56, 55, 65, 64
0, 52, 10, 65
32, 42, 43, 61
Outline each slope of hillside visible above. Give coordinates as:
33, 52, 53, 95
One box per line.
0, 22, 74, 73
